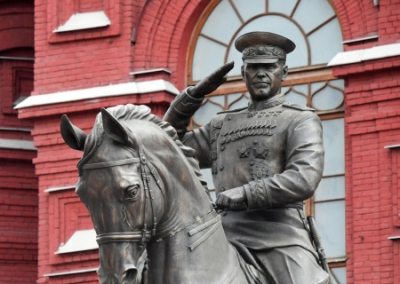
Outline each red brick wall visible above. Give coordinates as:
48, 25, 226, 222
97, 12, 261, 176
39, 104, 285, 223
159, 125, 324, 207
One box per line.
11, 0, 400, 283
0, 1, 37, 283
331, 1, 400, 282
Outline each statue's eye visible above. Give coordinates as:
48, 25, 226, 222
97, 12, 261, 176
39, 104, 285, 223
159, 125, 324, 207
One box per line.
125, 185, 139, 201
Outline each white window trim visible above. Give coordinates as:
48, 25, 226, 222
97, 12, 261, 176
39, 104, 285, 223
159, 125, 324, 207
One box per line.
53, 11, 110, 33
328, 42, 400, 66
14, 79, 179, 109
0, 138, 36, 150
56, 229, 97, 254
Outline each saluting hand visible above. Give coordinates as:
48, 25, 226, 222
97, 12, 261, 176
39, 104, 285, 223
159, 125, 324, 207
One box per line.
189, 61, 234, 98
216, 186, 247, 211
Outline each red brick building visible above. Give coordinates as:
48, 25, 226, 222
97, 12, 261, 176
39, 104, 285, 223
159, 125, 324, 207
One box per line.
1, 0, 400, 283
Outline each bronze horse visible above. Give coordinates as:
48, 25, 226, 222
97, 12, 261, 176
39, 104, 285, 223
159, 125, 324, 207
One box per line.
60, 104, 265, 284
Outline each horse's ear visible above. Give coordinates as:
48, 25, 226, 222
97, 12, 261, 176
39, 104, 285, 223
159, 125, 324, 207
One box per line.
60, 114, 87, 151
101, 108, 136, 147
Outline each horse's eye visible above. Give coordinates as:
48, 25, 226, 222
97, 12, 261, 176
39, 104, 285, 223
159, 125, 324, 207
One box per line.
125, 185, 139, 201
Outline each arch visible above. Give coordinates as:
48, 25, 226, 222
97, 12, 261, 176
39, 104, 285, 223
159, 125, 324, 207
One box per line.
188, 0, 344, 83
133, 0, 210, 89
329, 0, 377, 42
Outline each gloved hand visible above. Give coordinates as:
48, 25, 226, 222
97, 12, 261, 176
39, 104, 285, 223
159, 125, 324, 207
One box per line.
188, 61, 234, 98
216, 186, 247, 211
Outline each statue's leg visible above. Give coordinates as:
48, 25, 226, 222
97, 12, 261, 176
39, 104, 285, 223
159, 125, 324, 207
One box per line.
252, 246, 330, 284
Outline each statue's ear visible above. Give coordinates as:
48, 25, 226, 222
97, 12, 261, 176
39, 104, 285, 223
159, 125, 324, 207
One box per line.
60, 114, 87, 151
101, 108, 137, 147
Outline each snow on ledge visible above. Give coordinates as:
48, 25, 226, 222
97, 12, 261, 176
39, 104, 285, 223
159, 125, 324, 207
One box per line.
53, 11, 110, 33
0, 138, 36, 150
15, 79, 179, 109
56, 229, 97, 254
328, 43, 400, 66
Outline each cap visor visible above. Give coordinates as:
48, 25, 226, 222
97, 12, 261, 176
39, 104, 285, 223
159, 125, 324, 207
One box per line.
244, 58, 279, 64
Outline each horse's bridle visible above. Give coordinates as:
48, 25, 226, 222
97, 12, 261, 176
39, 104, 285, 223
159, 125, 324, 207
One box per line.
82, 149, 164, 248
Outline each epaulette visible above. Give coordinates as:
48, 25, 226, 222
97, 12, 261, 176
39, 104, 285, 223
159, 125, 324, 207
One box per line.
282, 102, 315, 111
217, 107, 247, 115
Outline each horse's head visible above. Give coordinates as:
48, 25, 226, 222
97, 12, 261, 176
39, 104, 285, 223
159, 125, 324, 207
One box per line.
60, 104, 211, 283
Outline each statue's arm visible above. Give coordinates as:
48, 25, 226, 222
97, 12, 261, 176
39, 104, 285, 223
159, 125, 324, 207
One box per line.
164, 62, 234, 168
245, 112, 324, 210
163, 88, 204, 140
163, 61, 233, 139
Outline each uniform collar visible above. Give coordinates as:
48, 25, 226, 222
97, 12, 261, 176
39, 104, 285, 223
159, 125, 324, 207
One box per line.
248, 93, 285, 112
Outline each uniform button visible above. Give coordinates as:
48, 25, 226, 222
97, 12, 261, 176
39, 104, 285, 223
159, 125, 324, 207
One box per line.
221, 146, 225, 151
249, 160, 254, 166
253, 140, 258, 144
227, 116, 232, 121
220, 187, 226, 192
219, 165, 224, 171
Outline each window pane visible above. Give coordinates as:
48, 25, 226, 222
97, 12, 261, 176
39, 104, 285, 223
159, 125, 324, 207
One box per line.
312, 83, 344, 111
208, 95, 225, 105
309, 18, 343, 64
193, 101, 223, 125
331, 267, 347, 284
322, 118, 344, 175
285, 91, 307, 106
315, 200, 346, 258
200, 168, 214, 189
201, 168, 216, 201
269, 0, 298, 16
315, 176, 345, 202
232, 0, 265, 21
292, 0, 335, 34
227, 93, 243, 105
229, 95, 248, 110
201, 0, 242, 44
192, 36, 226, 81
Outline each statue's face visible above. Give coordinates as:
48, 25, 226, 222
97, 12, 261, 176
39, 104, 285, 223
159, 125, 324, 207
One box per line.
242, 61, 288, 100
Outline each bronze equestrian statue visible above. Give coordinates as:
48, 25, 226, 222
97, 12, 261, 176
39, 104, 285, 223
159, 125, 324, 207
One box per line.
164, 32, 330, 283
60, 32, 329, 283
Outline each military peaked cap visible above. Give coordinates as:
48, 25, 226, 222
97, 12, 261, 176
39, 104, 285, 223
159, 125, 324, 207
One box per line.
235, 32, 296, 64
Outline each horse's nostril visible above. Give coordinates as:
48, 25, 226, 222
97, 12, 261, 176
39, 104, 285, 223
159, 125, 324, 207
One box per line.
124, 268, 138, 282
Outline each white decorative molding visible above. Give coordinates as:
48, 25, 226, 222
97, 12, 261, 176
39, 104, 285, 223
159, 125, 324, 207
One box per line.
0, 138, 36, 150
342, 34, 378, 44
130, 68, 172, 76
328, 43, 400, 66
56, 229, 97, 254
388, 235, 400, 240
45, 185, 76, 193
54, 11, 110, 33
384, 144, 400, 149
15, 79, 179, 109
44, 267, 98, 277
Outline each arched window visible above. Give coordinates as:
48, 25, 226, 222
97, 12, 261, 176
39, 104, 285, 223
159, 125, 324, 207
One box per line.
188, 1, 346, 283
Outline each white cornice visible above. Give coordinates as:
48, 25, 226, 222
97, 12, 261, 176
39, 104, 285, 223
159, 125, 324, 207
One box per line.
328, 43, 400, 66
15, 79, 179, 109
0, 139, 36, 150
53, 11, 110, 33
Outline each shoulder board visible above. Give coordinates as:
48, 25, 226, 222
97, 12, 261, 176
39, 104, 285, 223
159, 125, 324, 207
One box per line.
217, 107, 247, 115
283, 102, 315, 111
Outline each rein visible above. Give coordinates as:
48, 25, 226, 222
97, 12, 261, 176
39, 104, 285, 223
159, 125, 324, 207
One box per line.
82, 150, 163, 248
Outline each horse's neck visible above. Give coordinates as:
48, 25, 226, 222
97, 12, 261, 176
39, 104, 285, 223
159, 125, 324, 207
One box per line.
156, 164, 213, 236
146, 215, 247, 284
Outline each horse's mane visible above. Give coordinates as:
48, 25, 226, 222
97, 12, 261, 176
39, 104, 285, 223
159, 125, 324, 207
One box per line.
78, 104, 209, 192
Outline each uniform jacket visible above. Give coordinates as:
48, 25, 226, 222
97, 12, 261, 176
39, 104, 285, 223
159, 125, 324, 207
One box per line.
164, 91, 324, 254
